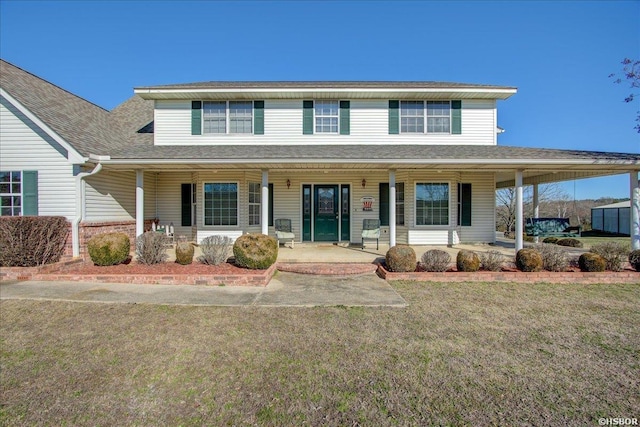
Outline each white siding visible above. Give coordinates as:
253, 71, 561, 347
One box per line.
153, 99, 497, 146
0, 101, 76, 219
84, 170, 136, 221
458, 172, 496, 243
156, 172, 196, 240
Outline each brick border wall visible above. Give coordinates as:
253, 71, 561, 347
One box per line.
0, 262, 276, 287
377, 263, 640, 284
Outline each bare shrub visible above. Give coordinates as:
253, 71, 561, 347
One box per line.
420, 249, 451, 272
136, 231, 168, 265
480, 250, 504, 272
590, 242, 630, 272
533, 243, 569, 272
198, 235, 233, 265
0, 216, 69, 267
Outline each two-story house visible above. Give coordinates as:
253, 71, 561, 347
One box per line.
2, 59, 639, 257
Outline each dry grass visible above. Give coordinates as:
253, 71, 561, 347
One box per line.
1, 281, 639, 426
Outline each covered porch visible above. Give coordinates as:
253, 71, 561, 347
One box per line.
92, 144, 639, 255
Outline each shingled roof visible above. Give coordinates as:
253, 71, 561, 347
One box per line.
0, 59, 117, 157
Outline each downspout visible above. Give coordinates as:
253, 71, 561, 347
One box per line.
72, 163, 103, 257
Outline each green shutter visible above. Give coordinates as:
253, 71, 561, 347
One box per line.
22, 170, 38, 216
268, 183, 274, 227
379, 183, 390, 226
181, 183, 192, 226
451, 100, 461, 134
458, 183, 472, 226
388, 100, 399, 134
254, 101, 264, 135
303, 100, 314, 135
191, 101, 202, 135
339, 100, 350, 135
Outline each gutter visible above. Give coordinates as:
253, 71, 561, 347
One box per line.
72, 163, 102, 257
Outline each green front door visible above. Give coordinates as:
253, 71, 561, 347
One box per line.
314, 185, 339, 241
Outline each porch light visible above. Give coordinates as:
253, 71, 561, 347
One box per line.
361, 178, 366, 188
286, 179, 291, 189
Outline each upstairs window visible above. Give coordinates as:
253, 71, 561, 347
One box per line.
391, 100, 460, 135
315, 101, 339, 133
198, 101, 259, 135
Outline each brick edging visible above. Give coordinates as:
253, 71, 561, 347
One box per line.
376, 264, 640, 284
1, 262, 276, 287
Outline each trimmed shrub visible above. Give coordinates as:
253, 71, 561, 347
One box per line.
136, 231, 168, 265
0, 216, 70, 267
175, 242, 194, 265
629, 250, 640, 272
87, 232, 130, 266
456, 250, 480, 272
233, 233, 278, 270
385, 245, 417, 273
556, 238, 583, 248
542, 237, 559, 244
480, 250, 504, 272
198, 235, 233, 265
578, 252, 606, 272
420, 249, 451, 272
515, 248, 543, 272
590, 242, 629, 272
534, 243, 568, 272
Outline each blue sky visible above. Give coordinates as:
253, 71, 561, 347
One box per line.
1, 0, 638, 199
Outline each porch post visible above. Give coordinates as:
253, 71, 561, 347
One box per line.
136, 170, 144, 237
389, 170, 396, 247
631, 170, 640, 250
533, 183, 539, 243
515, 170, 524, 251
261, 170, 269, 236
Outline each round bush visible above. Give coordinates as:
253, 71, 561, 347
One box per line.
421, 249, 451, 272
556, 238, 583, 248
542, 237, 559, 244
515, 248, 543, 272
87, 232, 130, 266
629, 250, 640, 272
385, 245, 416, 272
233, 233, 278, 270
578, 252, 606, 272
175, 242, 194, 265
456, 250, 480, 272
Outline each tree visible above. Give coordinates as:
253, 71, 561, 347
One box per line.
496, 183, 572, 233
609, 58, 640, 133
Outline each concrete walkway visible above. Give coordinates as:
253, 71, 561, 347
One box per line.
0, 271, 407, 308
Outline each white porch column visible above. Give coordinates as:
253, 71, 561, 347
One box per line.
533, 183, 539, 243
631, 170, 640, 250
261, 170, 269, 236
389, 170, 396, 247
136, 170, 144, 237
515, 170, 524, 251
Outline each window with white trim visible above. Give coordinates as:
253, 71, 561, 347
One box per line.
315, 100, 339, 133
415, 183, 449, 226
203, 101, 253, 134
203, 182, 238, 226
0, 171, 21, 216
400, 101, 451, 134
427, 101, 451, 133
248, 182, 261, 226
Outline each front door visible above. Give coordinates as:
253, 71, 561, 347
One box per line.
314, 185, 339, 241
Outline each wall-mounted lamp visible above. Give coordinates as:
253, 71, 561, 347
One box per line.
286, 179, 291, 189
361, 178, 366, 189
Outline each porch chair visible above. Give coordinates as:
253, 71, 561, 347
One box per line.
361, 219, 380, 250
275, 218, 295, 249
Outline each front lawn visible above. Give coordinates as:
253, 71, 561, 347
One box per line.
1, 281, 639, 426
